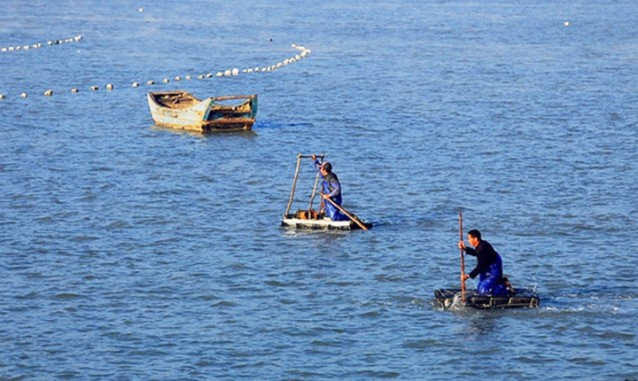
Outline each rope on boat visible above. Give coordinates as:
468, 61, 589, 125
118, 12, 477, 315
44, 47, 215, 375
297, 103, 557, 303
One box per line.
0, 43, 311, 100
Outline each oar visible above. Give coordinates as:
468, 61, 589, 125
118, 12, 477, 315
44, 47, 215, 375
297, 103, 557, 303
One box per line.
459, 209, 466, 303
322, 195, 369, 231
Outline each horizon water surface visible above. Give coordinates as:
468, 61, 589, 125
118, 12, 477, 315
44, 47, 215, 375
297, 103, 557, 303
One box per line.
1, 1, 637, 380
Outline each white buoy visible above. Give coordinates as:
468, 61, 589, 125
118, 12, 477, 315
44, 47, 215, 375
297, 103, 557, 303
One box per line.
185, 75, 191, 80
90, 86, 99, 91
146, 80, 154, 85
564, 21, 570, 27
44, 90, 53, 96
132, 82, 140, 88
231, 68, 239, 76
20, 92, 28, 98
0, 94, 6, 99
106, 83, 114, 91
174, 76, 181, 81
71, 88, 79, 93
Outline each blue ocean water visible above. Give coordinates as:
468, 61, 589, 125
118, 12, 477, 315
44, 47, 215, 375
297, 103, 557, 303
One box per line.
1, 1, 637, 380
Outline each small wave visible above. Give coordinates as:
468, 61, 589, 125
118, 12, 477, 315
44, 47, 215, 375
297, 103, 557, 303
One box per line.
264, 279, 305, 287
105, 220, 133, 229
349, 370, 401, 379
403, 338, 444, 349
212, 300, 237, 308
54, 293, 82, 300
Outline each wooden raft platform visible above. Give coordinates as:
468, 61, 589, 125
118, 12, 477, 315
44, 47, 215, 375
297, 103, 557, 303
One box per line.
434, 288, 540, 310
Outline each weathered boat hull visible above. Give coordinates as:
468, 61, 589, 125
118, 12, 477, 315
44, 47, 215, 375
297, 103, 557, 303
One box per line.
147, 91, 257, 132
434, 288, 540, 309
281, 210, 372, 230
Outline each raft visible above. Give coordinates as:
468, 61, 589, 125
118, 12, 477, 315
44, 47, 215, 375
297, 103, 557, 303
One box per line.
434, 288, 540, 310
281, 209, 372, 230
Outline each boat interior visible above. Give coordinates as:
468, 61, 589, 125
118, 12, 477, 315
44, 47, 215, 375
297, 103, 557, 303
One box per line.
154, 92, 198, 109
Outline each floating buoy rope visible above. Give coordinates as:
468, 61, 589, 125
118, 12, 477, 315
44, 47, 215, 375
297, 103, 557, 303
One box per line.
0, 35, 83, 54
0, 43, 311, 100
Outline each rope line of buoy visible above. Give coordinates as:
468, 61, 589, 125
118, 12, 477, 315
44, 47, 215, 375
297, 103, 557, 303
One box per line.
0, 44, 311, 100
0, 35, 83, 54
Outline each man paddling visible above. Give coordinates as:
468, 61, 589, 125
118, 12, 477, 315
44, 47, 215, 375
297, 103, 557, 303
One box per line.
311, 154, 348, 221
458, 229, 508, 296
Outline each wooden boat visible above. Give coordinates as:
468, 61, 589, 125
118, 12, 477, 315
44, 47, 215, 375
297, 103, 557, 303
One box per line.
434, 288, 540, 310
147, 91, 257, 132
281, 153, 371, 231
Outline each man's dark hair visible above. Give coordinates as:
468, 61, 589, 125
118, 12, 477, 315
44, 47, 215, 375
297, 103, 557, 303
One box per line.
468, 229, 482, 240
322, 162, 332, 173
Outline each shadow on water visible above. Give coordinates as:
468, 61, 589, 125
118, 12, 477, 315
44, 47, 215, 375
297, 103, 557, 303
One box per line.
149, 124, 258, 139
279, 225, 358, 240
254, 120, 314, 130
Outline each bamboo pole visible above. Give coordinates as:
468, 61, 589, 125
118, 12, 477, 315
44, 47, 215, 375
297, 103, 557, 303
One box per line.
308, 157, 323, 212
284, 154, 303, 217
459, 209, 466, 303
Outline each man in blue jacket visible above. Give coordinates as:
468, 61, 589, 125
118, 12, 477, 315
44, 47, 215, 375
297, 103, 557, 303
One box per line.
458, 229, 508, 296
311, 154, 348, 221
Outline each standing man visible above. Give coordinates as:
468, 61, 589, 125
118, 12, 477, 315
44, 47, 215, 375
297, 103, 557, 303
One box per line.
311, 154, 347, 221
458, 229, 508, 296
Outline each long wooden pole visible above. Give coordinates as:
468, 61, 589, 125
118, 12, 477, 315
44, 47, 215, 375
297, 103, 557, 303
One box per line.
459, 209, 466, 303
308, 158, 323, 212
307, 154, 325, 212
322, 196, 369, 231
284, 154, 303, 217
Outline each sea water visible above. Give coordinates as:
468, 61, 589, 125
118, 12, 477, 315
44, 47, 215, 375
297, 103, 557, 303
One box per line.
0, 1, 636, 379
